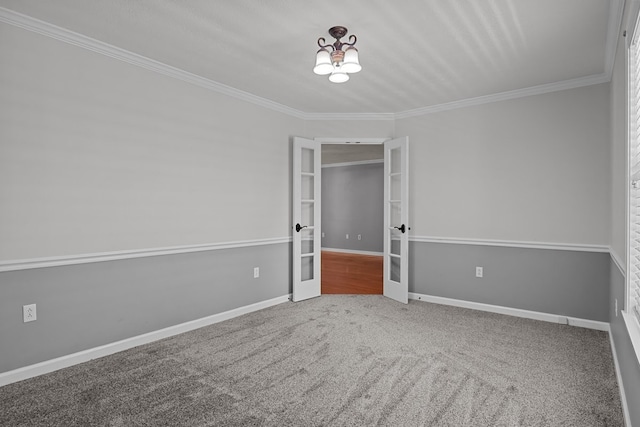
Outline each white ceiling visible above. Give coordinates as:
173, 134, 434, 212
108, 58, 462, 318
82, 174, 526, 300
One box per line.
0, 0, 622, 116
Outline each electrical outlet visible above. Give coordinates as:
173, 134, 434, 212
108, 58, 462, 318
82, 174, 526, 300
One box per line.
322, 232, 325, 238
358, 234, 362, 240
346, 234, 349, 239
253, 267, 259, 279
475, 267, 483, 278
23, 304, 36, 323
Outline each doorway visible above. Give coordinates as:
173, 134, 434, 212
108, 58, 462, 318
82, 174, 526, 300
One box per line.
292, 136, 409, 304
320, 144, 384, 294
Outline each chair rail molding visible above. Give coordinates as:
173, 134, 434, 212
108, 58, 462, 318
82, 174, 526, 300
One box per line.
0, 237, 292, 272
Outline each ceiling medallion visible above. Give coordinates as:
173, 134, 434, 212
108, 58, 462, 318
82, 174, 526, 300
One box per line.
313, 26, 361, 83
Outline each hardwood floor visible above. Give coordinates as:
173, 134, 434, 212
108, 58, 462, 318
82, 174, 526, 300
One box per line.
321, 250, 383, 294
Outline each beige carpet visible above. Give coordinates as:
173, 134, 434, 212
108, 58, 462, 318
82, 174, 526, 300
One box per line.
0, 295, 624, 426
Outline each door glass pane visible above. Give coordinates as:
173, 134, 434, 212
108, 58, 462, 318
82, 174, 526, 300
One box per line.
301, 229, 314, 254
389, 255, 401, 282
302, 175, 314, 200
301, 201, 314, 226
301, 255, 314, 281
302, 148, 314, 173
390, 228, 401, 256
390, 147, 400, 174
390, 174, 401, 201
390, 201, 401, 228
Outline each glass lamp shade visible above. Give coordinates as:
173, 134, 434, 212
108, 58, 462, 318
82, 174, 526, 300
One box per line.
342, 47, 361, 73
313, 49, 333, 75
329, 65, 349, 83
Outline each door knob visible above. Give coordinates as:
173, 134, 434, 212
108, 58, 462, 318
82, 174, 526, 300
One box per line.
295, 223, 308, 233
394, 224, 406, 234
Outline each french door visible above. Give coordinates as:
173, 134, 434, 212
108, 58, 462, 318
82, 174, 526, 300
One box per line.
292, 137, 321, 302
292, 136, 409, 304
383, 137, 409, 304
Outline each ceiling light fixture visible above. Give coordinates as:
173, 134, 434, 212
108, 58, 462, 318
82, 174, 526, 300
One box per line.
313, 26, 361, 83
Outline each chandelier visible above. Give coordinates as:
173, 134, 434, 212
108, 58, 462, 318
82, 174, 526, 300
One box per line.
313, 26, 361, 83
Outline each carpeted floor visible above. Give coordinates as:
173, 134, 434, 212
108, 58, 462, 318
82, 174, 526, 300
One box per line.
0, 295, 624, 426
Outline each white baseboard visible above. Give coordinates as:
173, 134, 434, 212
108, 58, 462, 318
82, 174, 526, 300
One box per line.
321, 247, 383, 256
0, 294, 291, 387
408, 292, 610, 331
408, 293, 627, 424
609, 332, 632, 427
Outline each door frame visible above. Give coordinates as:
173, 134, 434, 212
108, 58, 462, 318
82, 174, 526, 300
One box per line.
314, 137, 388, 145
312, 136, 409, 302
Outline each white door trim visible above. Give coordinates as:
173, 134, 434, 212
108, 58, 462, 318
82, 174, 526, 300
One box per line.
314, 137, 389, 144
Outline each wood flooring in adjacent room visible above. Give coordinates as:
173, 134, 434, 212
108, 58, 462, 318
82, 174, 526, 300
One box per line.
321, 250, 383, 294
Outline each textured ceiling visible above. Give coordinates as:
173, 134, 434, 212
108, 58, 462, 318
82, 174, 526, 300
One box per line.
0, 0, 620, 115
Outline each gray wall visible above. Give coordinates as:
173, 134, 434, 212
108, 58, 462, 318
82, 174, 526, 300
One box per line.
410, 242, 610, 322
0, 18, 299, 375
395, 83, 610, 246
2, 7, 636, 420
321, 162, 384, 253
609, 258, 640, 427
0, 22, 301, 260
0, 244, 291, 373
609, 1, 640, 422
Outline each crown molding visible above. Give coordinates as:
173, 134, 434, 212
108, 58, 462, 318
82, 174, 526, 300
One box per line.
0, 7, 307, 120
339, 0, 625, 121
321, 159, 383, 168
394, 73, 611, 119
0, 1, 624, 122
605, 0, 625, 75
304, 112, 395, 121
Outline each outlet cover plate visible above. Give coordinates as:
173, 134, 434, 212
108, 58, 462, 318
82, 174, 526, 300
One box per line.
23, 304, 37, 322
475, 267, 483, 278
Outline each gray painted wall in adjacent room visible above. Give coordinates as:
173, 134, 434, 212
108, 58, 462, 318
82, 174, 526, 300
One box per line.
609, 257, 640, 427
321, 162, 384, 253
0, 243, 291, 374
409, 242, 610, 321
